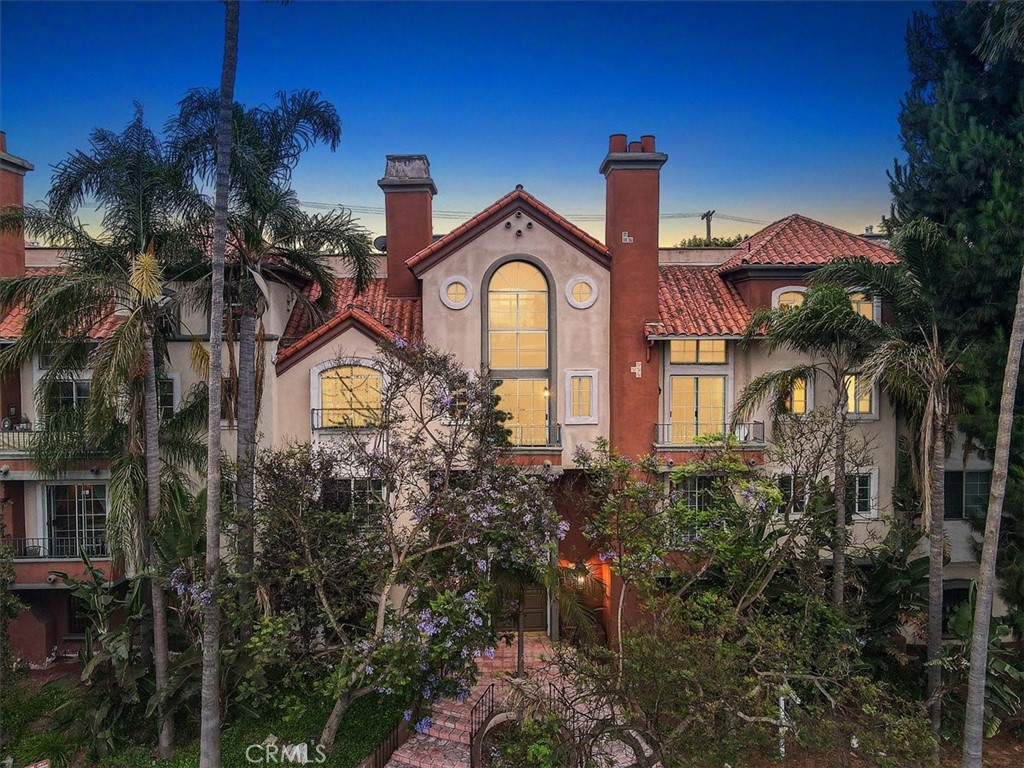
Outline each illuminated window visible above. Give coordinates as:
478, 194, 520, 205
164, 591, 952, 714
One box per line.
565, 276, 598, 309
844, 372, 874, 415
850, 292, 874, 321
319, 365, 382, 428
784, 377, 807, 414
440, 277, 472, 309
488, 261, 548, 370
669, 375, 727, 443
777, 291, 804, 309
669, 339, 726, 364
565, 370, 597, 424
495, 378, 549, 446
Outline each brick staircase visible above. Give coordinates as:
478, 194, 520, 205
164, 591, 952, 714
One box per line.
386, 635, 552, 768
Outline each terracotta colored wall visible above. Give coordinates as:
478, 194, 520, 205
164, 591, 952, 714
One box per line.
0, 132, 30, 279
384, 190, 432, 298
9, 592, 64, 664
730, 274, 809, 311
603, 135, 666, 461
2, 481, 25, 538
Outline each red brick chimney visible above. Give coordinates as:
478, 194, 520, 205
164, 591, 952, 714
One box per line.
377, 155, 436, 298
0, 132, 34, 278
600, 133, 667, 460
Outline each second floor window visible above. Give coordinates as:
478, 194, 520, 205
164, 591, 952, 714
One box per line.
669, 375, 726, 443
669, 339, 726, 364
944, 470, 991, 520
845, 472, 874, 517
783, 377, 808, 415
46, 483, 107, 557
319, 365, 383, 428
849, 292, 875, 321
495, 378, 549, 446
488, 261, 548, 370
50, 380, 90, 412
844, 372, 874, 415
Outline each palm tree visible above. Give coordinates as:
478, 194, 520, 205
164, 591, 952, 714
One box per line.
962, 10, 1024, 766
734, 283, 881, 609
169, 89, 374, 634
814, 218, 962, 755
199, 2, 238, 764
0, 108, 204, 758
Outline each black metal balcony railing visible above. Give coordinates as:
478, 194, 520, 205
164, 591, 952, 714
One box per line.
505, 423, 562, 449
310, 409, 379, 431
0, 429, 41, 454
655, 421, 765, 446
3, 537, 108, 559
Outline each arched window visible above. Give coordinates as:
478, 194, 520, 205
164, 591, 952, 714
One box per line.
777, 290, 804, 309
318, 365, 382, 428
487, 261, 550, 445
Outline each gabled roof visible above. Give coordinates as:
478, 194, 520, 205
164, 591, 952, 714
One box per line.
0, 267, 125, 341
405, 187, 610, 273
718, 214, 895, 272
276, 278, 421, 371
650, 266, 751, 337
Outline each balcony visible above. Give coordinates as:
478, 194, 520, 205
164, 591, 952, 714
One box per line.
654, 421, 765, 448
505, 423, 562, 451
0, 428, 40, 456
4, 536, 109, 560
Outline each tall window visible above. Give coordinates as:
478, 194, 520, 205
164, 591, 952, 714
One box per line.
944, 470, 991, 520
488, 261, 550, 445
319, 365, 383, 428
844, 372, 874, 415
784, 377, 808, 414
845, 473, 874, 517
49, 380, 90, 412
778, 475, 808, 515
669, 375, 726, 443
46, 484, 107, 557
157, 378, 176, 420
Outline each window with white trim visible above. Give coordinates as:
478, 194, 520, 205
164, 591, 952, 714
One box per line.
565, 370, 597, 425
157, 377, 177, 420
322, 477, 384, 514
845, 469, 878, 518
318, 365, 383, 428
668, 375, 727, 443
944, 470, 991, 520
46, 483, 107, 557
844, 372, 875, 416
771, 286, 806, 309
784, 377, 808, 415
669, 339, 726, 364
778, 474, 808, 516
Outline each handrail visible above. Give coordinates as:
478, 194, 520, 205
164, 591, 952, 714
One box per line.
654, 421, 764, 446
469, 682, 497, 768
2, 536, 108, 559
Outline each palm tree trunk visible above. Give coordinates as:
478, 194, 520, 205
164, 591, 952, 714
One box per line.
926, 405, 946, 756
199, 2, 238, 765
143, 329, 174, 757
961, 263, 1024, 768
234, 300, 257, 641
832, 386, 848, 608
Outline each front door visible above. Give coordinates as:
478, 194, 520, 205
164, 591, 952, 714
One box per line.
496, 585, 548, 633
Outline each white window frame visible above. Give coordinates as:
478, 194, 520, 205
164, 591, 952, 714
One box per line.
777, 474, 810, 518
157, 373, 181, 420
844, 369, 880, 420
564, 369, 598, 425
847, 466, 879, 520
771, 285, 807, 309
848, 288, 882, 325
783, 372, 814, 415
309, 357, 385, 431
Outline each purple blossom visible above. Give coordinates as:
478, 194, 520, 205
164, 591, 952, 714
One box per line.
483, 647, 495, 659
598, 550, 616, 562
393, 335, 407, 349
414, 716, 433, 734
403, 709, 413, 722
476, 559, 488, 572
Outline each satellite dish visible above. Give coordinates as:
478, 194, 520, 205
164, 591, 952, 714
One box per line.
372, 235, 387, 253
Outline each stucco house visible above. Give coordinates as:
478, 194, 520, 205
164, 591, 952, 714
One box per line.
0, 132, 995, 661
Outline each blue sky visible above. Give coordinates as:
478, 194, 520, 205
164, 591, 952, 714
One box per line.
1, 1, 930, 244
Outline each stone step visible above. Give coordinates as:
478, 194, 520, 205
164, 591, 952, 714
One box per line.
387, 734, 471, 768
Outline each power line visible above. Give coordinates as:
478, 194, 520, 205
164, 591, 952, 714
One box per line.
297, 200, 766, 225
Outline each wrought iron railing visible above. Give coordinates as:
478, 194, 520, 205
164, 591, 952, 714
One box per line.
654, 421, 764, 446
310, 409, 379, 431
364, 717, 409, 768
3, 536, 108, 559
469, 682, 497, 768
504, 423, 562, 449
0, 428, 40, 454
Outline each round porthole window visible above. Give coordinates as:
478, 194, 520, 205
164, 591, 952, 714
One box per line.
440, 277, 473, 310
566, 276, 598, 309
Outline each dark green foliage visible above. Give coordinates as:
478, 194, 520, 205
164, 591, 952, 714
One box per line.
676, 233, 748, 248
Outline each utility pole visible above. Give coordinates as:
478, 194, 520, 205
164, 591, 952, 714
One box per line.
701, 210, 715, 243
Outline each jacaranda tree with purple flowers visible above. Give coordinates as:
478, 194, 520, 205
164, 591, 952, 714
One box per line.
248, 338, 564, 752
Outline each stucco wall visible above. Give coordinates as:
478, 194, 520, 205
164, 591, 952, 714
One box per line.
416, 217, 611, 464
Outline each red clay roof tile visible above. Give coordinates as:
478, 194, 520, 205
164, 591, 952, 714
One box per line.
718, 214, 895, 272
654, 266, 751, 337
0, 267, 125, 340
277, 278, 421, 367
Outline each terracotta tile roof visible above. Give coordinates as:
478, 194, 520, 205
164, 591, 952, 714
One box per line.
718, 214, 896, 272
0, 267, 125, 340
277, 278, 421, 367
405, 187, 609, 270
651, 266, 751, 337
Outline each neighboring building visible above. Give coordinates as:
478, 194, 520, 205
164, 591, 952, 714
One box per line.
0, 132, 996, 660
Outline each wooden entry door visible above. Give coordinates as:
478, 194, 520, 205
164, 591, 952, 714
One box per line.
496, 585, 548, 633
